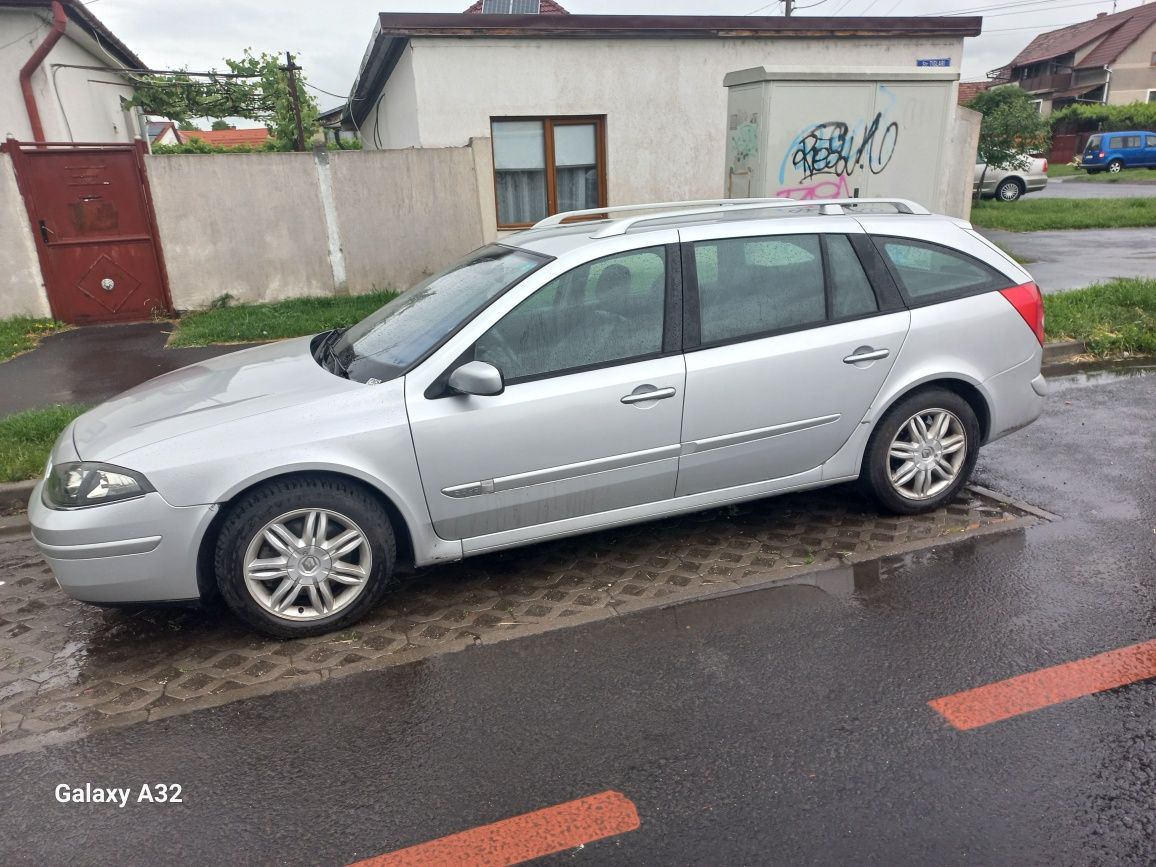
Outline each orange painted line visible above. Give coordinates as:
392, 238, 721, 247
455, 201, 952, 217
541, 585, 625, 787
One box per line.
930, 638, 1156, 730
348, 790, 640, 867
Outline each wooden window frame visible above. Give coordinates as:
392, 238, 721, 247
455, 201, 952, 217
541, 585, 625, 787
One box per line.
490, 115, 608, 230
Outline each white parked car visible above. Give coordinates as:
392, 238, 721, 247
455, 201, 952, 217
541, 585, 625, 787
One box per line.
974, 156, 1049, 201
31, 197, 1048, 637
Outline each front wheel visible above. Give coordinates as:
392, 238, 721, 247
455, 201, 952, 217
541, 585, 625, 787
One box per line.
995, 179, 1023, 202
861, 389, 980, 515
215, 476, 396, 638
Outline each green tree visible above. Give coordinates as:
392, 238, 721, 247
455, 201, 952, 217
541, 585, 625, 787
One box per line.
177, 119, 199, 131
210, 119, 234, 131
966, 86, 1051, 196
127, 49, 319, 151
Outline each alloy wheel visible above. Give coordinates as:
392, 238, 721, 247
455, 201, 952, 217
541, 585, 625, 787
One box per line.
887, 408, 967, 501
242, 508, 373, 621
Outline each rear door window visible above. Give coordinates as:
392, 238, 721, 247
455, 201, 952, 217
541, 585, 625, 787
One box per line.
691, 233, 881, 346
873, 236, 1007, 303
1116, 135, 1142, 149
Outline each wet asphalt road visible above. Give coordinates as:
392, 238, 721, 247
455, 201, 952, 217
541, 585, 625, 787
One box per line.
0, 324, 254, 417
979, 227, 1156, 293
1036, 177, 1156, 199
0, 367, 1154, 866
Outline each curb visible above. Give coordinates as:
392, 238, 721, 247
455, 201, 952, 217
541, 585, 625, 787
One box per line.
0, 514, 31, 542
1042, 340, 1085, 364
0, 480, 35, 513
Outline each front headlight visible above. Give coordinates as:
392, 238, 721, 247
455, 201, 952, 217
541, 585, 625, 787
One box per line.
43, 462, 154, 509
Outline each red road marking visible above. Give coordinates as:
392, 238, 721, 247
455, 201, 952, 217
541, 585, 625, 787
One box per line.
348, 790, 640, 867
930, 638, 1156, 730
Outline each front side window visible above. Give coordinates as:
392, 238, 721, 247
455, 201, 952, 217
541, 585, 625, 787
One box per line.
491, 117, 606, 228
875, 236, 1006, 301
336, 245, 548, 383
474, 246, 666, 382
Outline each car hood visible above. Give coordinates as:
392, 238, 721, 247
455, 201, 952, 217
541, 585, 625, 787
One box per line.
73, 336, 358, 462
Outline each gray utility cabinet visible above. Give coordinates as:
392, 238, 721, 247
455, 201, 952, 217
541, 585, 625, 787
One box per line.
724, 69, 960, 212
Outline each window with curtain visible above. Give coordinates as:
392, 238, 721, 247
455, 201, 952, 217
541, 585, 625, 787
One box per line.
491, 117, 606, 228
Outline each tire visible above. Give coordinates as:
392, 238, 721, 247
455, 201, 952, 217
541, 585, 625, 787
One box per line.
215, 475, 396, 638
995, 179, 1023, 202
1107, 159, 1124, 174
860, 388, 981, 516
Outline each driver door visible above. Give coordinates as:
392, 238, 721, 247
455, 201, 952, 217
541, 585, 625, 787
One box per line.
405, 243, 685, 542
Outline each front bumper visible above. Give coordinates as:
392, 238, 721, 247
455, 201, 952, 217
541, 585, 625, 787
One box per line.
28, 483, 218, 604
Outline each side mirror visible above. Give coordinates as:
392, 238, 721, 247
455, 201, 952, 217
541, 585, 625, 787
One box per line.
448, 360, 504, 396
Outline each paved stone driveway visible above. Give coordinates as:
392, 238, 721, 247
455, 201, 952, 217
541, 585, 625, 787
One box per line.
0, 485, 1046, 753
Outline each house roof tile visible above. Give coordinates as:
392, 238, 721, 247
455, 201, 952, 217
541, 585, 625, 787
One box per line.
1008, 1, 1156, 69
178, 128, 270, 148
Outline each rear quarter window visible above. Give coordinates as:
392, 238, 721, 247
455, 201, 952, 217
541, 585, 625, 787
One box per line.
873, 236, 1008, 304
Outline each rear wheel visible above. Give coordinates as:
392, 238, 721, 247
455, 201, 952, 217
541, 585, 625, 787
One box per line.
1107, 159, 1124, 174
215, 476, 396, 638
861, 389, 980, 515
995, 179, 1023, 202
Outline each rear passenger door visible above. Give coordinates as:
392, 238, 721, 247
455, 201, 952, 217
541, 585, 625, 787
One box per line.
676, 219, 910, 497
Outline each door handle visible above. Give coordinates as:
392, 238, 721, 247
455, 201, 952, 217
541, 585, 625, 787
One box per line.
621, 386, 676, 404
843, 348, 889, 364
38, 220, 51, 244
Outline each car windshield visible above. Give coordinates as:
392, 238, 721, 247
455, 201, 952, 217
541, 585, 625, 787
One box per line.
1086, 135, 1101, 150
333, 244, 549, 383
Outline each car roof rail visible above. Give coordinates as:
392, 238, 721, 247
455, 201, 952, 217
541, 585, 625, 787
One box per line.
531, 198, 794, 229
586, 197, 933, 238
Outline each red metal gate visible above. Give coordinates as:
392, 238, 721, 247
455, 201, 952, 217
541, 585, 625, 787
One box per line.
3, 140, 172, 324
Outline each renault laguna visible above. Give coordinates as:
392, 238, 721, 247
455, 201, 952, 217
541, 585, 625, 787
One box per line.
30, 198, 1047, 637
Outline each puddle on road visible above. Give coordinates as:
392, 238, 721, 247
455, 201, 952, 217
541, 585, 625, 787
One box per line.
778, 527, 1030, 607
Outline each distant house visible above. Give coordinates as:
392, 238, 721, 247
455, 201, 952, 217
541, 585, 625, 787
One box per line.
0, 0, 146, 142
957, 81, 991, 105
340, 6, 981, 229
178, 127, 271, 149
147, 119, 180, 145
319, 104, 359, 147
992, 1, 1156, 114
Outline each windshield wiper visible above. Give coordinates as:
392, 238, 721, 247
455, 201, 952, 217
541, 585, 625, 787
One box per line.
316, 326, 350, 377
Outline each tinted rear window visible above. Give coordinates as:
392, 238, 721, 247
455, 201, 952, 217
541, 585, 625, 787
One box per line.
1085, 135, 1100, 150
874, 236, 1008, 302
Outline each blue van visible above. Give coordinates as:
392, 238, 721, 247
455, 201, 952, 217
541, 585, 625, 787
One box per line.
1081, 131, 1156, 173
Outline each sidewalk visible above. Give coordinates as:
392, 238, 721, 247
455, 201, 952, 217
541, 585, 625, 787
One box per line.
0, 323, 256, 417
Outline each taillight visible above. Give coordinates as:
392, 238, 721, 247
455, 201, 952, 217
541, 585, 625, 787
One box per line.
1000, 281, 1045, 345
1099, 152, 1105, 158
1042, 159, 1048, 173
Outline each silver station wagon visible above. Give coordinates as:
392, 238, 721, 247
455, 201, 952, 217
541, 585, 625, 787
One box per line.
30, 198, 1048, 637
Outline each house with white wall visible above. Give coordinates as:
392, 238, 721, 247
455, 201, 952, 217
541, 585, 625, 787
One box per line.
0, 0, 145, 144
341, 7, 982, 231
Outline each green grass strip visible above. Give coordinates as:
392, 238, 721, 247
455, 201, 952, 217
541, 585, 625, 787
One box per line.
0, 405, 88, 483
168, 291, 398, 348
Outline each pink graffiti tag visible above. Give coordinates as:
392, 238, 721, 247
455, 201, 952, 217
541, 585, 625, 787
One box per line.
773, 174, 851, 200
